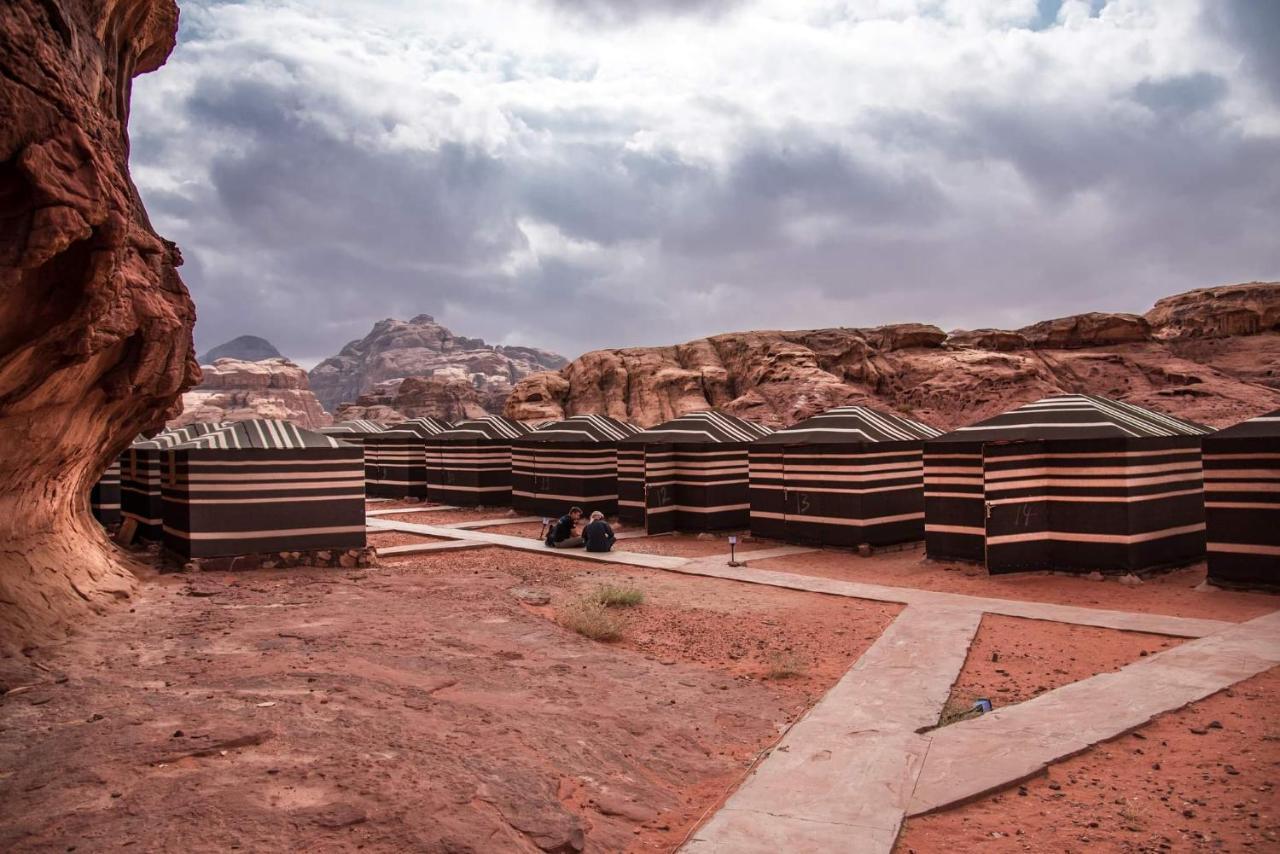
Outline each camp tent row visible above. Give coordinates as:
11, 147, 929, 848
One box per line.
619, 411, 774, 533
319, 419, 388, 447
424, 415, 536, 506
122, 422, 228, 539
363, 417, 452, 498
1202, 409, 1279, 588
512, 415, 641, 517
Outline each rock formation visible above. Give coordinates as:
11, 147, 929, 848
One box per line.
170, 358, 331, 430
198, 334, 282, 365
0, 0, 196, 651
310, 315, 566, 415
506, 283, 1280, 430
333, 376, 487, 424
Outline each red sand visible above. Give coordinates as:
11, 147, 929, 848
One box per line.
0, 550, 894, 853
938, 615, 1185, 725
900, 668, 1280, 853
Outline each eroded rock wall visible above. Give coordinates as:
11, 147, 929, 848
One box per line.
0, 0, 196, 651
506, 283, 1280, 430
170, 358, 330, 430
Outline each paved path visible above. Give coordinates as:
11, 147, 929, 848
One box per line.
440, 516, 542, 530
366, 512, 1278, 853
365, 505, 459, 517
685, 606, 981, 853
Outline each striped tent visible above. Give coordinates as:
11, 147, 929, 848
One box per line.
319, 420, 387, 447
511, 415, 641, 517
1203, 410, 1279, 588
161, 419, 365, 559
90, 459, 122, 528
362, 417, 451, 498
122, 422, 226, 540
924, 395, 1210, 574
749, 406, 941, 547
423, 415, 535, 506
619, 411, 773, 533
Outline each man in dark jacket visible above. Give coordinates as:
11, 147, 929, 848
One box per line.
583, 511, 616, 553
545, 507, 584, 548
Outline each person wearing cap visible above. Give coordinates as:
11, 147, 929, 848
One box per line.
545, 506, 584, 548
582, 511, 616, 553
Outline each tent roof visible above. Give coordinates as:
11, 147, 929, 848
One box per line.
931, 395, 1210, 444
429, 415, 536, 441
131, 422, 227, 449
169, 419, 353, 450
379, 417, 452, 438
622, 410, 773, 444
517, 414, 640, 443
320, 419, 387, 434
755, 405, 940, 445
1209, 409, 1280, 440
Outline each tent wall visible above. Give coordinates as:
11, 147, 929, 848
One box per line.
932, 437, 1205, 572
363, 433, 426, 498
617, 447, 646, 525
512, 441, 621, 518
122, 448, 165, 539
161, 447, 365, 559
1203, 433, 1279, 587
90, 459, 122, 527
424, 440, 517, 506
752, 442, 926, 547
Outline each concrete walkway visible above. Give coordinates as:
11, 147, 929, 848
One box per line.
685, 606, 981, 853
365, 505, 459, 517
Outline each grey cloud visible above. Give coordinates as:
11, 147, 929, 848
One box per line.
542, 0, 745, 26
1207, 0, 1280, 102
1132, 73, 1228, 115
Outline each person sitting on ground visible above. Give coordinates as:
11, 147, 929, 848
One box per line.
582, 511, 616, 553
545, 506, 584, 548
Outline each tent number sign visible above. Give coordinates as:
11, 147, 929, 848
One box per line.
728, 535, 741, 567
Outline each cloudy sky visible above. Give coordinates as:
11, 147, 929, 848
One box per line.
129, 0, 1280, 367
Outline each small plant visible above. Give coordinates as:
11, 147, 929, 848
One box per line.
763, 650, 807, 680
557, 598, 623, 641
589, 583, 645, 608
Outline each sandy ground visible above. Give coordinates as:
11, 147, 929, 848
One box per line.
937, 615, 1185, 724
365, 530, 450, 548
900, 668, 1280, 853
752, 548, 1280, 622
0, 549, 896, 853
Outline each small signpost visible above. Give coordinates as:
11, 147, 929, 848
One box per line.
727, 535, 741, 567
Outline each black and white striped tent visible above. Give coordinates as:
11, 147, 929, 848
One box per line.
122, 422, 226, 540
90, 459, 121, 528
618, 411, 773, 533
749, 406, 941, 546
362, 417, 451, 498
512, 415, 641, 517
423, 415, 535, 506
1203, 409, 1279, 588
319, 420, 387, 447
160, 419, 365, 559
924, 395, 1210, 574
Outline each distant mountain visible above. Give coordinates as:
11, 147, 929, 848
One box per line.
198, 335, 282, 365
309, 314, 567, 414
171, 357, 331, 430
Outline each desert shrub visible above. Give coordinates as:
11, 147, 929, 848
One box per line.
557, 598, 623, 641
763, 650, 807, 680
589, 583, 645, 608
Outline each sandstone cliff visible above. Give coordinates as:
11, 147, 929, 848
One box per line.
310, 315, 566, 414
506, 283, 1280, 430
0, 0, 197, 651
170, 358, 331, 430
333, 375, 487, 424
198, 334, 282, 364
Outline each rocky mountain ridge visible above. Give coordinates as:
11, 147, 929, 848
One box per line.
170, 358, 331, 430
198, 334, 282, 364
309, 315, 566, 415
505, 282, 1280, 430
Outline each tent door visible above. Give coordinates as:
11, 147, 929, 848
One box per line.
644, 444, 677, 534
983, 441, 1049, 574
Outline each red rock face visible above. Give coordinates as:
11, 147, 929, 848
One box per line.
505, 283, 1280, 430
0, 0, 196, 651
334, 375, 489, 423
169, 358, 331, 430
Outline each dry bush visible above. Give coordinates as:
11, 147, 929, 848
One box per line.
590, 583, 645, 608
557, 598, 623, 641
764, 650, 807, 680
